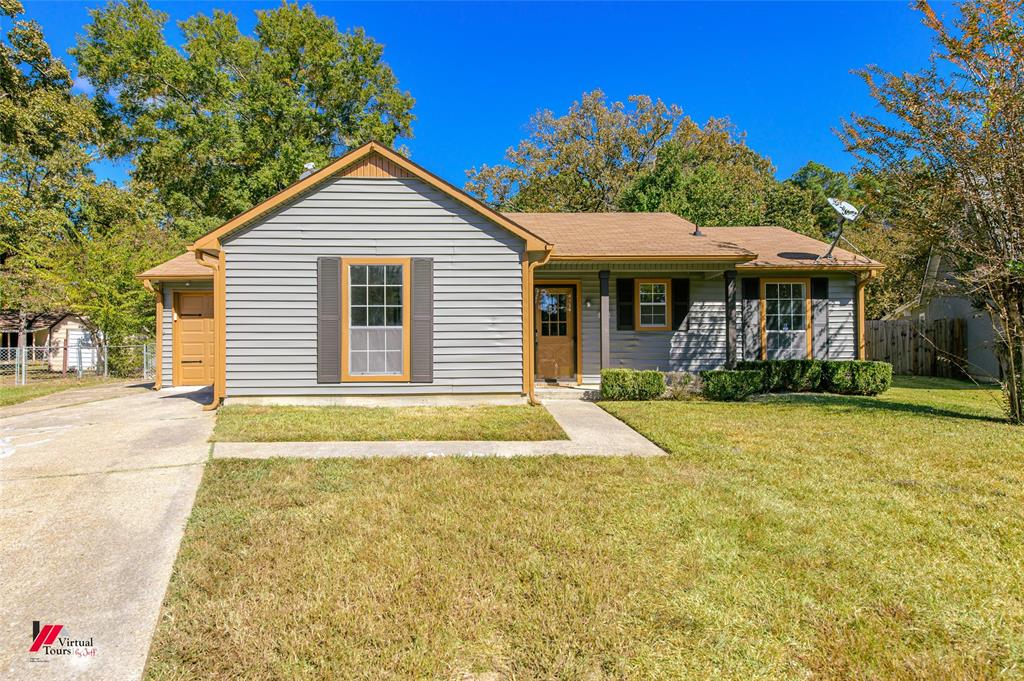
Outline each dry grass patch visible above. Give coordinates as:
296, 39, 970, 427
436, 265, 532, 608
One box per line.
0, 377, 119, 407
146, 378, 1023, 679
210, 404, 567, 442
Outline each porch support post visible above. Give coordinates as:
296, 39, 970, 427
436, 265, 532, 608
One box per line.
599, 269, 610, 371
725, 270, 737, 368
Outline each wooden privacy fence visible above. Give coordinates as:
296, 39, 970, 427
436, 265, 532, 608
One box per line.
865, 319, 967, 378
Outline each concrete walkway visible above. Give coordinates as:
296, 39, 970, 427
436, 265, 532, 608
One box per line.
212, 399, 664, 459
0, 386, 214, 681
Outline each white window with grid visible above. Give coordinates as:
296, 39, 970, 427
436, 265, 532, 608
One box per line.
638, 282, 668, 328
348, 263, 404, 376
765, 282, 807, 359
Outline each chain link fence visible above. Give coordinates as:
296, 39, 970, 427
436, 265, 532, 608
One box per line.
0, 343, 155, 386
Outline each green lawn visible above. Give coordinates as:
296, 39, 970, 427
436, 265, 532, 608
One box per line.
210, 404, 568, 441
0, 377, 117, 407
146, 378, 1023, 679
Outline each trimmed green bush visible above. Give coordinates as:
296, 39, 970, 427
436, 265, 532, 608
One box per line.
820, 361, 856, 394
848, 361, 893, 395
739, 359, 893, 396
738, 359, 824, 392
600, 369, 666, 401
700, 370, 764, 401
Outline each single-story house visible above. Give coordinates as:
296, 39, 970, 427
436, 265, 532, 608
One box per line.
0, 311, 98, 371
138, 142, 883, 407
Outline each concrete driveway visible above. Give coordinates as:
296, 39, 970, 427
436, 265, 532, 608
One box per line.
0, 386, 213, 681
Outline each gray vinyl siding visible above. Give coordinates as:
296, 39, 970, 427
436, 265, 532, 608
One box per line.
825, 275, 856, 359
159, 281, 212, 387
535, 267, 728, 382
736, 274, 856, 360
222, 177, 525, 396
535, 268, 858, 381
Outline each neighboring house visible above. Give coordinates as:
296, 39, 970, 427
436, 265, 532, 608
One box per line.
0, 310, 98, 372
886, 250, 1001, 382
138, 142, 883, 407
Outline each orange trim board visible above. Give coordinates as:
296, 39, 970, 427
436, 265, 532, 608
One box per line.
193, 142, 550, 252
339, 257, 412, 382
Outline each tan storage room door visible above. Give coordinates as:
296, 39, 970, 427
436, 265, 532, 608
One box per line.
174, 292, 215, 386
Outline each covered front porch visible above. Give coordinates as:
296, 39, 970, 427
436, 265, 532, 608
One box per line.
529, 259, 867, 386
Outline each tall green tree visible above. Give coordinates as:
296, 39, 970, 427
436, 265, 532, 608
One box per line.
466, 90, 683, 212
73, 0, 415, 239
620, 118, 817, 235
0, 0, 99, 342
842, 0, 1024, 423
0, 0, 181, 346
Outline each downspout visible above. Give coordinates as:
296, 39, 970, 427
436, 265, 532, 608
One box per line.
194, 247, 225, 410
526, 246, 554, 405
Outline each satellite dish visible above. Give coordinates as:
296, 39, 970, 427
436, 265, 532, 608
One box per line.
817, 198, 868, 263
827, 197, 861, 222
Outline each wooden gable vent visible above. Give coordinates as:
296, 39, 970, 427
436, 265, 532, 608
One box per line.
340, 152, 414, 179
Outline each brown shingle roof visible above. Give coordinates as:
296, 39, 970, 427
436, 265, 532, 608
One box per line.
506, 213, 881, 269
700, 226, 882, 269
505, 212, 756, 260
138, 252, 213, 280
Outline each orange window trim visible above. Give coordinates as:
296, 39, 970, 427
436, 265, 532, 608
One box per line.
634, 278, 673, 332
759, 277, 813, 360
340, 257, 412, 382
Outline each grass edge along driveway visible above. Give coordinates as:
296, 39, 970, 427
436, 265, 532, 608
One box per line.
0, 377, 121, 407
146, 377, 1023, 679
210, 404, 568, 441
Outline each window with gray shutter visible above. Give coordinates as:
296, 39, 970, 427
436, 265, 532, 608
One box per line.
317, 257, 341, 383
411, 258, 434, 382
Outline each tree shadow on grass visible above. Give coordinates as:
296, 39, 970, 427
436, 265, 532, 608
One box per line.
761, 392, 1009, 425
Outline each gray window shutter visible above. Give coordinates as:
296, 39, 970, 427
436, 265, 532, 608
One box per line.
811, 277, 830, 359
411, 258, 434, 383
317, 257, 341, 383
616, 278, 634, 330
671, 278, 690, 331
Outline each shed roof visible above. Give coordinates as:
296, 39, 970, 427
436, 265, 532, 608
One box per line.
0, 310, 75, 331
506, 212, 755, 261
138, 252, 213, 281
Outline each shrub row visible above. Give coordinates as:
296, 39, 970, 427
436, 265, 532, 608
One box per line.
700, 359, 893, 400
699, 369, 763, 401
600, 369, 666, 401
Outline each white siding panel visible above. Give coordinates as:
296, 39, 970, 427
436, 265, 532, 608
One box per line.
222, 177, 525, 396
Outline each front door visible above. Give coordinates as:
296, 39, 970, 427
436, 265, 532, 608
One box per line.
174, 292, 215, 386
535, 285, 577, 382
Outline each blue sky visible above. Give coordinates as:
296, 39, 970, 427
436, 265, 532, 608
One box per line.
15, 1, 945, 187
